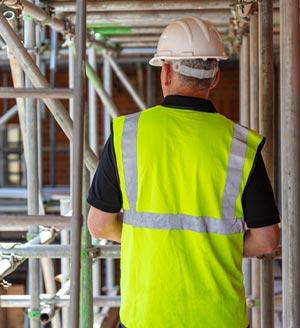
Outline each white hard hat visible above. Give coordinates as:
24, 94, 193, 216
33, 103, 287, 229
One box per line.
149, 16, 228, 67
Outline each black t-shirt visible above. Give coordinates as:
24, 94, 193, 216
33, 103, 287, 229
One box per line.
87, 96, 280, 229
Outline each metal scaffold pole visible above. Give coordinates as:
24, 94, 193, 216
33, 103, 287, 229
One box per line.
239, 33, 250, 127
88, 45, 102, 316
103, 54, 113, 141
24, 8, 40, 328
239, 31, 252, 324
258, 1, 275, 327
249, 9, 261, 328
280, 0, 300, 326
103, 55, 116, 300
250, 12, 259, 132
80, 146, 93, 328
49, 30, 58, 187
88, 47, 98, 152
69, 0, 86, 325
147, 65, 156, 107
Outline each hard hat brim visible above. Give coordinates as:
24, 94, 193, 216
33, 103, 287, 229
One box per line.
149, 55, 229, 67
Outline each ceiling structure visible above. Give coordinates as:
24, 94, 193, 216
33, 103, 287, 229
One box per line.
0, 0, 281, 64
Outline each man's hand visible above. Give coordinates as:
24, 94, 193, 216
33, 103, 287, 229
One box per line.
243, 223, 280, 257
87, 206, 122, 243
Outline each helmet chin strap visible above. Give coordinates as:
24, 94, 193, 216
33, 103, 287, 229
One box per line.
171, 61, 217, 79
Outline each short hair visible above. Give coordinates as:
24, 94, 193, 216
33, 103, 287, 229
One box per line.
176, 59, 219, 90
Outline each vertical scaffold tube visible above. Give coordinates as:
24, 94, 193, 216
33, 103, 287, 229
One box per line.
240, 32, 253, 326
249, 11, 261, 328
280, 0, 300, 326
259, 1, 275, 327
24, 12, 40, 328
70, 0, 86, 325
239, 34, 250, 127
88, 46, 101, 315
49, 30, 58, 186
103, 55, 115, 296
250, 13, 259, 132
103, 55, 113, 141
80, 144, 93, 328
88, 47, 98, 153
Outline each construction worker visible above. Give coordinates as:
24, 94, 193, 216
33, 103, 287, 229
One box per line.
87, 17, 280, 328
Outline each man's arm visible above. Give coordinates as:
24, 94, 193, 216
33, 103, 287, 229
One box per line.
243, 223, 280, 257
86, 134, 123, 242
87, 206, 122, 243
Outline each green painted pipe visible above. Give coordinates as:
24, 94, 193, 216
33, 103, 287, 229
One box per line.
80, 155, 93, 328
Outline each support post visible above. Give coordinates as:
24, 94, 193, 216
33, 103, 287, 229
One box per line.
24, 12, 40, 328
103, 55, 113, 140
49, 29, 58, 187
69, 0, 86, 325
102, 54, 116, 298
80, 145, 93, 328
239, 34, 250, 127
280, 0, 300, 326
249, 11, 261, 328
250, 12, 259, 132
60, 199, 71, 328
240, 31, 256, 327
88, 48, 102, 314
147, 65, 156, 107
258, 1, 275, 327
88, 47, 98, 153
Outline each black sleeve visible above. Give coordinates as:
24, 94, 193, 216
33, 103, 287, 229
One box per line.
242, 153, 280, 228
87, 135, 122, 213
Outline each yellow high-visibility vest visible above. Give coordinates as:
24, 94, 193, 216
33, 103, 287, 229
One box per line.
113, 105, 263, 328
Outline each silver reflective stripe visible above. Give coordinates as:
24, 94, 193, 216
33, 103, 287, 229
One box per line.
122, 113, 140, 209
121, 117, 248, 235
124, 210, 245, 235
221, 124, 249, 219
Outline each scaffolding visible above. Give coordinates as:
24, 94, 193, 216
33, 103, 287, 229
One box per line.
0, 0, 298, 327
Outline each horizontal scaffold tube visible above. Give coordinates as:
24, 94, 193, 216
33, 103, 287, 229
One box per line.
0, 87, 74, 99
0, 215, 70, 230
0, 11, 98, 173
0, 229, 57, 279
0, 245, 121, 258
49, 0, 234, 12
0, 295, 121, 308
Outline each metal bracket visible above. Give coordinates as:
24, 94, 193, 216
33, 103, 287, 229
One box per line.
88, 246, 101, 259
28, 309, 41, 319
246, 296, 261, 308
0, 278, 12, 289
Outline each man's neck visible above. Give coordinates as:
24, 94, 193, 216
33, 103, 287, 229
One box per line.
165, 89, 210, 99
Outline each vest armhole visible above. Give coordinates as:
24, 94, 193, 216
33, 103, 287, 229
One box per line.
242, 136, 266, 201
111, 124, 123, 207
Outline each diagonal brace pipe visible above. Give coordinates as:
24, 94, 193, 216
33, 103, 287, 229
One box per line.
103, 52, 146, 110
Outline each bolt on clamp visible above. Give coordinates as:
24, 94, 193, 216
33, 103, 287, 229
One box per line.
246, 296, 261, 308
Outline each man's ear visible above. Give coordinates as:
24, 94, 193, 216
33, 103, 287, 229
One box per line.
209, 67, 220, 91
163, 63, 172, 86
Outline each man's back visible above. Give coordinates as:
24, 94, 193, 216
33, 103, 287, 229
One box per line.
112, 103, 262, 328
